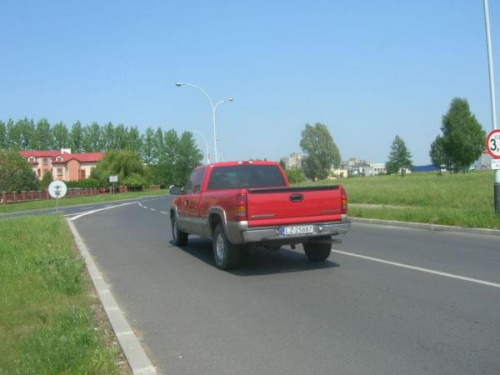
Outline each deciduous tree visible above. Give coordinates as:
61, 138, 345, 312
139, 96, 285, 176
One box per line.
0, 150, 39, 192
82, 122, 103, 152
91, 150, 147, 188
0, 121, 7, 149
34, 119, 54, 150
429, 135, 450, 174
70, 121, 84, 152
440, 98, 485, 172
300, 122, 341, 181
52, 122, 70, 149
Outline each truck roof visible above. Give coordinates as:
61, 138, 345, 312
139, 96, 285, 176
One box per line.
207, 161, 279, 168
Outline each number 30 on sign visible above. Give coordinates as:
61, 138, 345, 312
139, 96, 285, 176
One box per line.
487, 130, 500, 159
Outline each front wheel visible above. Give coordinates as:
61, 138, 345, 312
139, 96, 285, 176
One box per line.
213, 224, 241, 270
303, 241, 331, 262
171, 215, 188, 246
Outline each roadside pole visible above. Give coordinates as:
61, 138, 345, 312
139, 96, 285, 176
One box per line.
483, 0, 500, 213
109, 175, 118, 195
48, 181, 67, 213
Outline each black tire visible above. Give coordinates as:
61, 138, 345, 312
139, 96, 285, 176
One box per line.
171, 215, 188, 246
213, 224, 241, 270
303, 241, 331, 262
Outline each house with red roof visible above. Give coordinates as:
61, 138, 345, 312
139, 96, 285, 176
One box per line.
20, 149, 106, 181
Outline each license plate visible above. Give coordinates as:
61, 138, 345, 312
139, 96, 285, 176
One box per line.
280, 225, 314, 236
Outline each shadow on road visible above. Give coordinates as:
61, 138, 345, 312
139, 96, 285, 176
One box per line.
170, 236, 340, 276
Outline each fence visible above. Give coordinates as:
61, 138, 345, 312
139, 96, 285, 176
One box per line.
1, 188, 99, 205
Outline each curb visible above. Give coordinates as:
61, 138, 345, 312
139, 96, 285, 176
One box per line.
351, 217, 500, 237
67, 219, 158, 375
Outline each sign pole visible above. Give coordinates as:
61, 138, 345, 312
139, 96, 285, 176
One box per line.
483, 0, 500, 213
48, 181, 67, 214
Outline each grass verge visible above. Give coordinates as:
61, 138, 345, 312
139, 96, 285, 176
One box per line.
0, 189, 167, 214
0, 215, 129, 375
297, 171, 500, 229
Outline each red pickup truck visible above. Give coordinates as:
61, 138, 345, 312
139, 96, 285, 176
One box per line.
170, 161, 350, 270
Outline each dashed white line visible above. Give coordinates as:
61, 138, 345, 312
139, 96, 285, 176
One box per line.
150, 208, 156, 212
160, 211, 168, 215
331, 249, 500, 289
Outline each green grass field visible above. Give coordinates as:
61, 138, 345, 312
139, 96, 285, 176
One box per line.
0, 189, 167, 214
0, 216, 127, 375
298, 171, 500, 229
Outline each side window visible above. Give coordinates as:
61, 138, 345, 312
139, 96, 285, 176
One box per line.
193, 167, 206, 193
184, 170, 198, 194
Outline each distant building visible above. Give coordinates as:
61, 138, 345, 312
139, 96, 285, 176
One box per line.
330, 168, 349, 179
20, 149, 106, 181
365, 163, 387, 176
341, 157, 387, 176
281, 152, 305, 169
474, 153, 493, 170
413, 165, 440, 173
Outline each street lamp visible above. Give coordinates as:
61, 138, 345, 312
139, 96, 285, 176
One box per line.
175, 82, 233, 162
188, 129, 211, 164
483, 0, 500, 213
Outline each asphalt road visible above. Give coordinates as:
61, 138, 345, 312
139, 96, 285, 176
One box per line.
0, 198, 141, 220
71, 195, 500, 375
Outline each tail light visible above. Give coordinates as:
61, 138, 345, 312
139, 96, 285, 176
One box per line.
341, 186, 348, 214
235, 193, 248, 221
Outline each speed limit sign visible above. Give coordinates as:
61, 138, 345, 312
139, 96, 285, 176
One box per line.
486, 129, 500, 159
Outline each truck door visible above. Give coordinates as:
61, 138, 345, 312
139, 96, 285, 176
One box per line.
185, 167, 206, 234
176, 169, 198, 232
179, 167, 207, 233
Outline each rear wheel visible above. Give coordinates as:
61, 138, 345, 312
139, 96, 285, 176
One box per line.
213, 224, 241, 270
171, 215, 188, 246
303, 241, 331, 262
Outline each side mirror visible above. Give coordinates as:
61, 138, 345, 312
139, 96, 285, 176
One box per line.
169, 186, 183, 196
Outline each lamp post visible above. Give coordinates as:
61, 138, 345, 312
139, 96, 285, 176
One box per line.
175, 82, 233, 162
483, 0, 500, 213
188, 129, 211, 164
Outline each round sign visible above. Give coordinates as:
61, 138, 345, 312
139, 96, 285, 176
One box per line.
48, 180, 68, 199
486, 129, 500, 159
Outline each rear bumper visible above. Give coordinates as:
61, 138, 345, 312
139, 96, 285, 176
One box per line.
226, 215, 351, 245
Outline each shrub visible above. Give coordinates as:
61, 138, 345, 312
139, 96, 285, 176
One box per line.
285, 168, 307, 184
123, 173, 146, 191
41, 171, 53, 190
0, 150, 39, 192
77, 178, 100, 189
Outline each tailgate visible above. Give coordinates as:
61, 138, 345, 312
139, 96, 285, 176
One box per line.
246, 185, 344, 226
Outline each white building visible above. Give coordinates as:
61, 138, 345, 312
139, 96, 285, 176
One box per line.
281, 153, 305, 169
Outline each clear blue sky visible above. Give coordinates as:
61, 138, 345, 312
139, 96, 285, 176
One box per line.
1, 0, 499, 165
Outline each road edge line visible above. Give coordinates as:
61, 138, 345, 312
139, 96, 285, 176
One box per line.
66, 219, 158, 375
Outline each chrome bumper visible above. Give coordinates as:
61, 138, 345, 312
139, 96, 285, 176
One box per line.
226, 215, 351, 245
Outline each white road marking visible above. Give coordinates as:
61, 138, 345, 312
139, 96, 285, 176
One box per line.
160, 211, 168, 215
70, 202, 137, 221
331, 249, 500, 289
150, 208, 156, 212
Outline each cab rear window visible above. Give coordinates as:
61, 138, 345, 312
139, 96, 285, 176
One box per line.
208, 165, 286, 190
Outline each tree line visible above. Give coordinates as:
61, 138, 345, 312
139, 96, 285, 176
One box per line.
0, 119, 203, 191
0, 118, 160, 156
